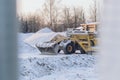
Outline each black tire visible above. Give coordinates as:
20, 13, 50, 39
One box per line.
80, 49, 86, 54
63, 42, 75, 54
58, 49, 61, 53
53, 43, 61, 54
78, 45, 86, 54
90, 40, 95, 46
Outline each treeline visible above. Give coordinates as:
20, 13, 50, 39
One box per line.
18, 0, 98, 33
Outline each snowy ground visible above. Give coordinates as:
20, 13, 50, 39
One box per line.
18, 54, 97, 80
18, 31, 98, 80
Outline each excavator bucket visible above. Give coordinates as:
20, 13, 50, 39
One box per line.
36, 42, 58, 55
36, 34, 67, 55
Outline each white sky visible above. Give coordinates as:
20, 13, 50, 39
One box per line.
18, 0, 92, 15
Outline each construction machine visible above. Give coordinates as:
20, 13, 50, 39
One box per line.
36, 27, 97, 55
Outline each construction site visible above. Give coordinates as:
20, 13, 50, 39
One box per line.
1, 0, 120, 80
18, 22, 98, 80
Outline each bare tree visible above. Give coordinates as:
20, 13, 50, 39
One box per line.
89, 0, 98, 22
73, 7, 85, 28
19, 16, 28, 33
18, 0, 88, 32
60, 6, 86, 30
19, 14, 45, 33
61, 7, 72, 30
73, 7, 78, 28
43, 0, 61, 30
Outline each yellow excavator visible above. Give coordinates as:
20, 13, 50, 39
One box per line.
36, 23, 98, 54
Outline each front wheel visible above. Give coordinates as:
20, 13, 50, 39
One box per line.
63, 43, 75, 54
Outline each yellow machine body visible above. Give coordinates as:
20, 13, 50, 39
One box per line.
68, 32, 97, 53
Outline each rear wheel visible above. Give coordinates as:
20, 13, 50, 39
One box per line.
78, 45, 86, 54
80, 49, 86, 54
63, 42, 75, 54
90, 40, 95, 46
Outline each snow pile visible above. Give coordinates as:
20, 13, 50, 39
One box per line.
24, 27, 66, 47
18, 31, 66, 54
37, 27, 53, 33
25, 32, 55, 47
57, 32, 66, 37
76, 26, 84, 30
86, 22, 99, 25
18, 33, 40, 54
24, 27, 54, 47
19, 54, 97, 80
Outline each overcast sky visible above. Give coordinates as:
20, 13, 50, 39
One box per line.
18, 0, 93, 15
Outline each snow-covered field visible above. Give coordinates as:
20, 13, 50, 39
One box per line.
18, 28, 97, 80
